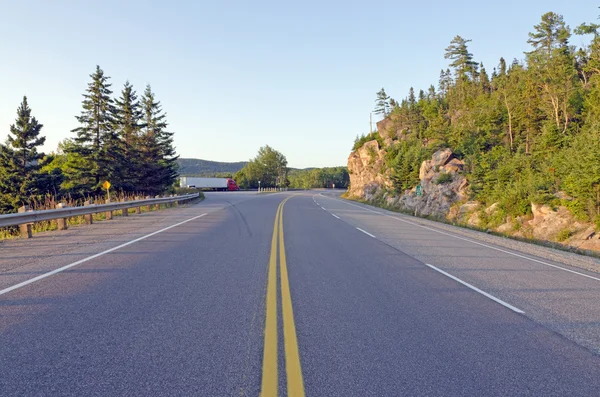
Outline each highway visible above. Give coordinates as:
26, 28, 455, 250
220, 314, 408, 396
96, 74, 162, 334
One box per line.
1, 191, 600, 396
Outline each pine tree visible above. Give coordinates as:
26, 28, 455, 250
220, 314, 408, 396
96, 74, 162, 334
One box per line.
114, 81, 144, 191
444, 36, 478, 81
374, 88, 390, 116
139, 85, 178, 195
527, 12, 570, 57
69, 66, 120, 194
0, 97, 46, 212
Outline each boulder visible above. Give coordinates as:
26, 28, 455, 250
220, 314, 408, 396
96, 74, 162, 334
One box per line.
442, 158, 464, 173
431, 148, 454, 167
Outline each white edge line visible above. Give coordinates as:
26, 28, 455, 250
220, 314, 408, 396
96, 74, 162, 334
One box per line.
326, 196, 600, 283
332, 214, 340, 219
356, 227, 376, 238
425, 264, 525, 314
0, 213, 209, 297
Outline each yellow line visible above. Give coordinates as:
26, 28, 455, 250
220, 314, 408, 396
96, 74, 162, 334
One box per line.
260, 196, 305, 397
260, 203, 280, 397
279, 198, 305, 397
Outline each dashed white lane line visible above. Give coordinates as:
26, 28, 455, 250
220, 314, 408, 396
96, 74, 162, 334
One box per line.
322, 194, 600, 283
356, 227, 376, 238
0, 213, 209, 297
332, 214, 340, 219
425, 264, 525, 314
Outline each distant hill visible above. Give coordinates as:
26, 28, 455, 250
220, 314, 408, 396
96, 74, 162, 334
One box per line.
177, 158, 247, 176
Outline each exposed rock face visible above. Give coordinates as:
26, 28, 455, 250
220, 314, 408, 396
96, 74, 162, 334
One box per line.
347, 140, 392, 198
347, 136, 600, 253
399, 149, 468, 218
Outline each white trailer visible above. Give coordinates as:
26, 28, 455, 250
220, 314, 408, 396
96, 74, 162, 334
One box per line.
179, 177, 239, 191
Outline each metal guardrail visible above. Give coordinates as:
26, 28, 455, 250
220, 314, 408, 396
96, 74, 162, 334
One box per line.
0, 193, 200, 231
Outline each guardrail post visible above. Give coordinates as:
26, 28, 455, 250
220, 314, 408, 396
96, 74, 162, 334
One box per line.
135, 196, 142, 214
121, 198, 128, 217
84, 200, 93, 224
17, 205, 33, 238
55, 203, 69, 230
105, 198, 113, 220
154, 195, 161, 210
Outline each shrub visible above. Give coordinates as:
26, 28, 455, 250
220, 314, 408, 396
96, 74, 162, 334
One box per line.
434, 172, 453, 184
556, 229, 572, 242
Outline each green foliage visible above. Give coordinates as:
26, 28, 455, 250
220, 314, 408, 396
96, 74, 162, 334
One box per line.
385, 139, 432, 192
360, 10, 600, 224
352, 131, 383, 151
556, 228, 573, 242
0, 97, 47, 213
287, 167, 349, 189
374, 88, 391, 116
235, 146, 288, 189
0, 67, 181, 213
136, 85, 179, 195
434, 172, 453, 184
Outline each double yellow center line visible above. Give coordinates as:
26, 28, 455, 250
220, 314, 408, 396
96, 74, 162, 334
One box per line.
261, 196, 305, 397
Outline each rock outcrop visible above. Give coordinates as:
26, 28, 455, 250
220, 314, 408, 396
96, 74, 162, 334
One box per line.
347, 125, 600, 253
347, 140, 392, 198
396, 149, 468, 218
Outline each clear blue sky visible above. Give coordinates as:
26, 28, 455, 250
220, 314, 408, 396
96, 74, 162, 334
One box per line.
0, 0, 597, 168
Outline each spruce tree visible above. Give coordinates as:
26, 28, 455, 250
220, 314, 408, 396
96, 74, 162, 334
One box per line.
114, 81, 143, 191
139, 85, 178, 195
0, 97, 46, 212
69, 65, 121, 194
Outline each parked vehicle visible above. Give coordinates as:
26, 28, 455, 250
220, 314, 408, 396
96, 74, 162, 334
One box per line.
179, 177, 240, 191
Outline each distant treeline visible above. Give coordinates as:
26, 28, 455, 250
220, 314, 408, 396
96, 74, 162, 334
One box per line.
0, 66, 177, 214
177, 158, 247, 176
287, 167, 349, 189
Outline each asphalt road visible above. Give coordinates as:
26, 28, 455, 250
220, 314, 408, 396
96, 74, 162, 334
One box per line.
1, 191, 600, 396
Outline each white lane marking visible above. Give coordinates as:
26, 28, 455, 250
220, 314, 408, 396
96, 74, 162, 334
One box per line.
425, 264, 525, 314
332, 214, 340, 219
356, 227, 376, 238
321, 207, 326, 210
0, 213, 209, 297
324, 196, 600, 283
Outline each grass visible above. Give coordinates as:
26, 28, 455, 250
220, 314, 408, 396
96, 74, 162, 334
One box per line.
0, 191, 204, 240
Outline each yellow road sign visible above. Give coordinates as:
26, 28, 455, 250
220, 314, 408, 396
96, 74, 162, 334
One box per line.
102, 181, 111, 190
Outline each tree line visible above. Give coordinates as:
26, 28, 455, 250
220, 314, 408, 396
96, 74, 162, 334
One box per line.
356, 10, 600, 224
287, 167, 349, 189
0, 66, 178, 213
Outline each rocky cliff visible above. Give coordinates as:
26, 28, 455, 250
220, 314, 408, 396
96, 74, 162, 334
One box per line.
347, 140, 392, 198
347, 119, 600, 253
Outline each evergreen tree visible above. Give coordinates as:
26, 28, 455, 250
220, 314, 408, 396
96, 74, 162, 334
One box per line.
114, 81, 144, 191
139, 85, 178, 195
0, 97, 46, 212
527, 12, 570, 57
374, 88, 391, 116
444, 35, 478, 80
408, 87, 416, 107
69, 65, 120, 194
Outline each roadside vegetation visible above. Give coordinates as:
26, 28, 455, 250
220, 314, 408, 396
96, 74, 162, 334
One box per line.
0, 190, 204, 240
0, 66, 178, 215
353, 10, 600, 224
